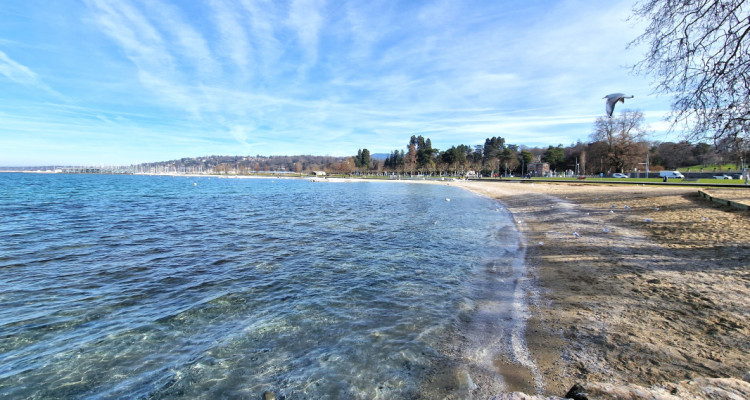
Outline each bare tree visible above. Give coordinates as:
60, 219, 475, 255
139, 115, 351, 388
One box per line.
657, 141, 697, 170
630, 0, 750, 143
591, 110, 650, 173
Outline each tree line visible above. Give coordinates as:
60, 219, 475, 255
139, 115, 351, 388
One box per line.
137, 109, 747, 177
136, 154, 349, 175
350, 111, 749, 177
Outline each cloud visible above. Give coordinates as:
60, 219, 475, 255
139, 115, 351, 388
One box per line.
0, 50, 40, 86
209, 0, 252, 74
0, 50, 61, 97
3, 0, 680, 166
287, 0, 325, 66
143, 0, 220, 79
238, 0, 283, 76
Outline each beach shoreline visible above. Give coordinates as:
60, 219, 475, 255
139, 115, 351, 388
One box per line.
447, 180, 750, 398
9, 172, 747, 397
138, 174, 750, 396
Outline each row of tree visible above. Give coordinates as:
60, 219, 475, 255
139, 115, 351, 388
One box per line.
136, 109, 747, 177
351, 110, 749, 177
136, 154, 349, 175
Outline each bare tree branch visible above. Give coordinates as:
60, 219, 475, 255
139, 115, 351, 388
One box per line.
631, 0, 750, 144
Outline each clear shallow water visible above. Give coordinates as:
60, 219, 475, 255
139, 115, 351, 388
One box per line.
0, 174, 524, 399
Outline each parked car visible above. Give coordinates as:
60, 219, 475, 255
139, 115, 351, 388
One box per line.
713, 174, 733, 179
611, 173, 628, 178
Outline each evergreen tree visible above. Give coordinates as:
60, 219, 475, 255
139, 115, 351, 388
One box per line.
542, 145, 565, 170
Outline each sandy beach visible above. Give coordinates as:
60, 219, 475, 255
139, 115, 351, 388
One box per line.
442, 180, 750, 398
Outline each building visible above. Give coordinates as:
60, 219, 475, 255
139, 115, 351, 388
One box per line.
527, 162, 550, 177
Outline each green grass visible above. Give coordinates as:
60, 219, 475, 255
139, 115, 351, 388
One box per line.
679, 164, 743, 172
520, 177, 747, 184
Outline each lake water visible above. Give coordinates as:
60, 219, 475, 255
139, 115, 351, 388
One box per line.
0, 173, 528, 399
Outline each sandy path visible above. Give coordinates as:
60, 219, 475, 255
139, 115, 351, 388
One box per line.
447, 181, 750, 397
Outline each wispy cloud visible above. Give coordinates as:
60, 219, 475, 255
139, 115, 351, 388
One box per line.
1, 0, 680, 166
209, 0, 252, 75
287, 0, 325, 67
0, 50, 40, 86
143, 0, 220, 79
0, 50, 61, 97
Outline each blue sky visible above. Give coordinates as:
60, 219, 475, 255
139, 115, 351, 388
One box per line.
0, 0, 674, 166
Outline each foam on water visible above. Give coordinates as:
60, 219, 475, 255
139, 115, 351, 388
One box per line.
0, 174, 536, 398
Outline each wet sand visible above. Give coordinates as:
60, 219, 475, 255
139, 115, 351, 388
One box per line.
451, 181, 750, 397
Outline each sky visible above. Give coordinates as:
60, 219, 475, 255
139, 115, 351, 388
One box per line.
0, 0, 677, 166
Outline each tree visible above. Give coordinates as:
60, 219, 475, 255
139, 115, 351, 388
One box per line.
353, 149, 371, 171
482, 137, 505, 165
657, 141, 696, 170
692, 142, 717, 166
471, 145, 484, 167
384, 149, 405, 172
542, 145, 565, 170
406, 143, 417, 174
591, 110, 650, 173
631, 1, 750, 143
518, 150, 533, 175
440, 145, 469, 175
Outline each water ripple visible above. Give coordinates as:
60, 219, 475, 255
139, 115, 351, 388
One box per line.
0, 174, 522, 399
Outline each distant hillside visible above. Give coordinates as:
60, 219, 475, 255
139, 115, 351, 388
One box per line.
134, 154, 349, 174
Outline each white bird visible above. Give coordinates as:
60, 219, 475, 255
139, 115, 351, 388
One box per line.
604, 93, 634, 117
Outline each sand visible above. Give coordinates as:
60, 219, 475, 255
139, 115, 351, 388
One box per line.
447, 180, 750, 397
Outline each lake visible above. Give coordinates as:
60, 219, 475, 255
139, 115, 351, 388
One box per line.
0, 173, 528, 399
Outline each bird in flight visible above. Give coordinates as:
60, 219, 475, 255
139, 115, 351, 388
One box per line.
603, 93, 634, 117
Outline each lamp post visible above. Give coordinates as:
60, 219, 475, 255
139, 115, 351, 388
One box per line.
638, 153, 650, 179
